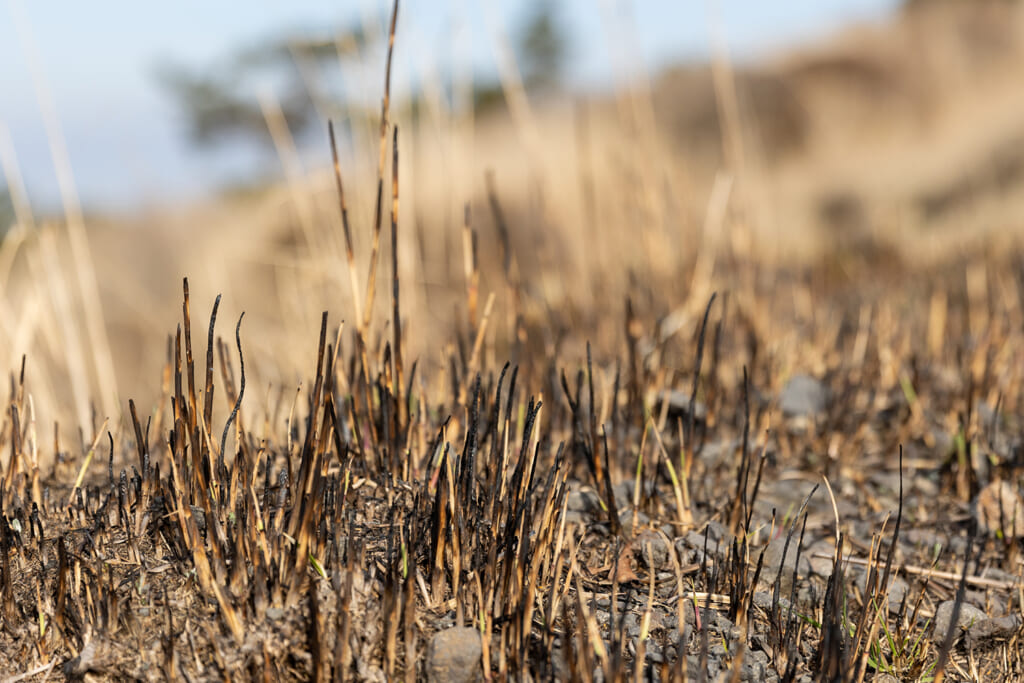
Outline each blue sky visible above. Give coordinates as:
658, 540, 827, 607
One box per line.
0, 0, 900, 211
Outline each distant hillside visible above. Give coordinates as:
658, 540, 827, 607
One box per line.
650, 0, 1024, 261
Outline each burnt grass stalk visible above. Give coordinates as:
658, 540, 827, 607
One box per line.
4, 2, 1024, 681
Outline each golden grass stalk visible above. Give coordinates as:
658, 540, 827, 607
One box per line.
361, 0, 400, 336
66, 417, 109, 506
10, 0, 119, 421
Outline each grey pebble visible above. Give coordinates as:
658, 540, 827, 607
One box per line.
189, 505, 206, 531
932, 601, 987, 645
756, 540, 811, 596
563, 510, 588, 526
635, 529, 671, 570
780, 375, 827, 417
567, 489, 601, 513
740, 648, 775, 682
427, 627, 483, 683
618, 508, 650, 537
965, 613, 1023, 649
681, 521, 731, 562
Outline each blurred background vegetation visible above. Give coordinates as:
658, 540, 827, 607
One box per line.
4, 0, 1024, 440
0, 190, 13, 234
155, 0, 570, 152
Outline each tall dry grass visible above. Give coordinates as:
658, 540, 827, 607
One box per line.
4, 0, 1024, 453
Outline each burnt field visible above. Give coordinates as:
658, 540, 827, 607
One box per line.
3, 2, 1024, 681
3, 202, 1024, 681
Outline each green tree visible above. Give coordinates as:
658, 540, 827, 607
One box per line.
517, 0, 567, 92
155, 28, 371, 149
157, 6, 570, 148
474, 1, 569, 111
0, 189, 14, 235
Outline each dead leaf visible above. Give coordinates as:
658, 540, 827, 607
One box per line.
611, 541, 640, 584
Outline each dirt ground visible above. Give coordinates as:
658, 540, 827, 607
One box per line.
2, 246, 1023, 681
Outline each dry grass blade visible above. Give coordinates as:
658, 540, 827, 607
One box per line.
218, 312, 245, 462
361, 0, 400, 335
390, 125, 404, 439
329, 120, 363, 329
66, 418, 109, 505
933, 538, 976, 683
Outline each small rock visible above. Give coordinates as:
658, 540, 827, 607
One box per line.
635, 529, 671, 570
673, 539, 697, 565
795, 584, 821, 612
656, 390, 707, 424
965, 614, 1023, 649
265, 607, 284, 620
427, 627, 483, 683
705, 643, 727, 680
757, 540, 812, 593
874, 675, 900, 683
682, 531, 728, 563
705, 520, 730, 545
780, 375, 827, 418
681, 520, 730, 550
189, 505, 207, 531
868, 470, 904, 497
751, 591, 794, 618
740, 647, 773, 682
563, 510, 588, 526
549, 649, 571, 680
981, 567, 1019, 585
710, 612, 740, 640
613, 480, 655, 509
805, 540, 839, 577
356, 661, 387, 683
618, 509, 650, 537
622, 612, 642, 639
685, 656, 702, 677
752, 591, 775, 612
567, 489, 601, 513
932, 601, 987, 645
65, 638, 99, 676
913, 474, 939, 498
699, 439, 739, 468
975, 481, 1024, 538
964, 590, 988, 609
